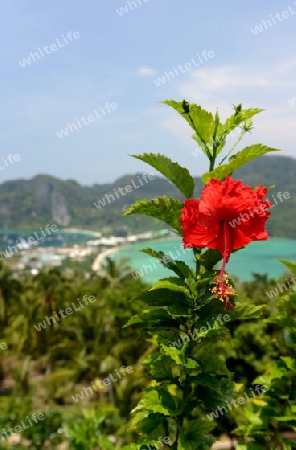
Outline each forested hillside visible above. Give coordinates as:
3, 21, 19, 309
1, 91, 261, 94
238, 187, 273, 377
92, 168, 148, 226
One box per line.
0, 155, 295, 237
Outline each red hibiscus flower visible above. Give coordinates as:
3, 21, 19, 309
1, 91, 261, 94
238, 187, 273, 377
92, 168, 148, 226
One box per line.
180, 176, 272, 308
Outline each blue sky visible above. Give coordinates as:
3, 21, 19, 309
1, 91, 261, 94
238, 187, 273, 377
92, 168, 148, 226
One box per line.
1, 0, 296, 185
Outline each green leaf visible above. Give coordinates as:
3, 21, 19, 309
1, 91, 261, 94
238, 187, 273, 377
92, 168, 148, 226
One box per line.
161, 341, 187, 365
227, 302, 265, 320
190, 373, 223, 393
155, 330, 185, 346
200, 353, 231, 376
199, 249, 222, 270
131, 152, 194, 198
179, 426, 216, 450
168, 302, 193, 317
150, 277, 191, 296
281, 356, 296, 371
279, 259, 296, 276
223, 107, 263, 134
187, 419, 216, 437
123, 196, 183, 233
135, 288, 192, 307
134, 412, 165, 434
185, 358, 199, 369
132, 388, 179, 416
123, 315, 143, 328
202, 144, 280, 183
123, 309, 180, 329
140, 247, 194, 280
148, 355, 175, 380
162, 100, 215, 145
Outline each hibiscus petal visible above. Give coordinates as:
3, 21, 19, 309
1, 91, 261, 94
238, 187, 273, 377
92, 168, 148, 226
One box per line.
183, 221, 219, 248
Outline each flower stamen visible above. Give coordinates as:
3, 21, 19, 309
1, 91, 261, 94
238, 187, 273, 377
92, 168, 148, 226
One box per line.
212, 221, 236, 309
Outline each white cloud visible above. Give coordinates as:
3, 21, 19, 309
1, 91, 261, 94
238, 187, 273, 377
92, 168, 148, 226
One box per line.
137, 67, 157, 76
156, 59, 296, 159
176, 59, 296, 109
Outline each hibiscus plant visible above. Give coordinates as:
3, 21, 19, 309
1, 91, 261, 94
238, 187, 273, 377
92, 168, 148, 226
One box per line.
123, 100, 281, 449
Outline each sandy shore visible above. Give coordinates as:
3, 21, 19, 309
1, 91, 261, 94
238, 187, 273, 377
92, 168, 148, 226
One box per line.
91, 236, 178, 272
92, 246, 120, 271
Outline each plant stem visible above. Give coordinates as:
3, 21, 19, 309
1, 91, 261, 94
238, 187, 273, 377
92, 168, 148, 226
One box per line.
219, 128, 246, 165
209, 141, 218, 171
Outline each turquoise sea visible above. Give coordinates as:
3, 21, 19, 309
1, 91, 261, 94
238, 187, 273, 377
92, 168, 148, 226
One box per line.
111, 238, 296, 283
0, 230, 96, 249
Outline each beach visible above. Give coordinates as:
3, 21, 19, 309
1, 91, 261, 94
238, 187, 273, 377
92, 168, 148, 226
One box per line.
92, 246, 120, 271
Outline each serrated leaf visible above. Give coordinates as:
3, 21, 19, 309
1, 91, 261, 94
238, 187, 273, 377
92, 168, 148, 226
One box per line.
223, 107, 263, 134
279, 259, 296, 276
179, 426, 216, 450
168, 302, 193, 317
187, 419, 216, 436
161, 342, 187, 365
150, 277, 191, 296
123, 196, 183, 233
131, 152, 194, 198
185, 358, 199, 369
227, 302, 265, 320
132, 388, 179, 416
202, 144, 280, 183
200, 353, 231, 376
190, 374, 223, 393
135, 288, 191, 307
281, 356, 296, 371
134, 412, 165, 434
123, 315, 143, 328
199, 249, 222, 270
148, 355, 174, 380
212, 106, 263, 156
140, 247, 194, 280
162, 100, 215, 145
123, 309, 178, 328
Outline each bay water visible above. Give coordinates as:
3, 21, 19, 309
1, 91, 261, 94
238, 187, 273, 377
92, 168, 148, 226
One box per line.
112, 238, 296, 283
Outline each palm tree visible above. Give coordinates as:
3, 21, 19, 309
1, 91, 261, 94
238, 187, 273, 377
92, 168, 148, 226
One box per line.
0, 261, 22, 327
100, 257, 134, 288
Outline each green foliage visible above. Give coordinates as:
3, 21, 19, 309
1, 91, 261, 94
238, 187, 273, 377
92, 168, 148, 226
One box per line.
0, 400, 64, 449
161, 100, 270, 173
279, 259, 296, 275
123, 196, 183, 233
21, 409, 64, 449
124, 256, 246, 447
198, 249, 222, 271
140, 247, 194, 280
161, 100, 216, 159
0, 258, 295, 447
0, 98, 292, 449
202, 144, 280, 183
235, 263, 296, 448
0, 260, 150, 448
63, 407, 126, 450
122, 98, 295, 449
130, 153, 195, 198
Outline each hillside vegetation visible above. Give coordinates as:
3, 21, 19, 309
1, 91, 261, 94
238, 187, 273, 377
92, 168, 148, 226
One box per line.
0, 155, 295, 237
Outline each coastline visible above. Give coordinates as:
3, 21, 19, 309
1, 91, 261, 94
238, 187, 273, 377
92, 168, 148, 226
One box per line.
61, 228, 101, 237
91, 237, 177, 272
92, 246, 120, 271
